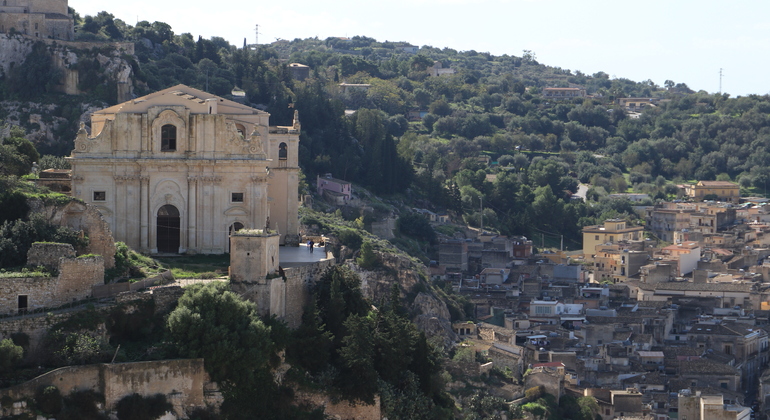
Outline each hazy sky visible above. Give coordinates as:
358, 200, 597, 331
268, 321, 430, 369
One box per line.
70, 0, 770, 97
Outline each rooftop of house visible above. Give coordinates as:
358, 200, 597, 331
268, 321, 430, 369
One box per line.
638, 351, 664, 358
662, 347, 701, 359
317, 174, 351, 185
697, 181, 740, 187
679, 359, 739, 375
652, 282, 752, 293
626, 371, 667, 385
662, 241, 700, 251
543, 87, 584, 91
95, 84, 265, 116
532, 362, 565, 368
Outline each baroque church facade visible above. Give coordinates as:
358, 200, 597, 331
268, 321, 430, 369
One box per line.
68, 84, 300, 254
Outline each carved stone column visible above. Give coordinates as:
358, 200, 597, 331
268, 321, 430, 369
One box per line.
187, 176, 198, 252
140, 175, 150, 252
114, 175, 127, 242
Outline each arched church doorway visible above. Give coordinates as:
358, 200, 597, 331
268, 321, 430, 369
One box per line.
157, 205, 181, 253
228, 222, 244, 252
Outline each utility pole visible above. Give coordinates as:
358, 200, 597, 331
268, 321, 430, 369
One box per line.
719, 67, 722, 95
479, 196, 483, 233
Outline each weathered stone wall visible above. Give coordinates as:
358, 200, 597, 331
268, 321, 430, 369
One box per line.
230, 234, 281, 282
26, 242, 75, 270
57, 201, 116, 269
0, 311, 72, 352
0, 359, 212, 418
232, 258, 336, 328
294, 390, 381, 420
0, 254, 102, 315
56, 255, 104, 300
27, 199, 117, 269
488, 346, 523, 377
0, 284, 182, 352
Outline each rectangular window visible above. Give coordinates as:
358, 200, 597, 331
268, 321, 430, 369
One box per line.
18, 295, 28, 313
231, 192, 244, 203
595, 235, 599, 240
161, 124, 177, 151
93, 191, 106, 201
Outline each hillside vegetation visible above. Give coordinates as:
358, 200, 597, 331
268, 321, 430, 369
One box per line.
6, 10, 768, 254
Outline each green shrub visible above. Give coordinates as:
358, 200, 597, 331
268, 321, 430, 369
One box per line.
337, 229, 363, 250
356, 241, 379, 269
0, 339, 23, 372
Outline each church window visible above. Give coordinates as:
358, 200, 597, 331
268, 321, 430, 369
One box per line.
231, 192, 244, 203
93, 191, 106, 201
161, 124, 177, 151
279, 142, 287, 160
235, 123, 246, 136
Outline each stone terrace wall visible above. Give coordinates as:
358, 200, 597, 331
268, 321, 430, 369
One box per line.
0, 359, 210, 418
0, 254, 102, 315
0, 311, 73, 352
0, 286, 184, 351
27, 242, 75, 270
56, 255, 104, 301
232, 258, 336, 329
283, 258, 336, 328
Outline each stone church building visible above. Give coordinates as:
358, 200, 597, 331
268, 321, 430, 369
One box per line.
0, 0, 74, 40
68, 84, 300, 254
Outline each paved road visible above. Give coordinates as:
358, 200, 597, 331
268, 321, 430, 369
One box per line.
575, 183, 589, 200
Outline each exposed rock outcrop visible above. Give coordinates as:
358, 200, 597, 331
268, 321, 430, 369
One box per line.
348, 250, 457, 347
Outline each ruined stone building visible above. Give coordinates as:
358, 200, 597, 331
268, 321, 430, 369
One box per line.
0, 0, 74, 40
68, 84, 300, 254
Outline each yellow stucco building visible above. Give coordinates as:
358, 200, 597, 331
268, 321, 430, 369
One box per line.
581, 219, 644, 260
682, 180, 740, 203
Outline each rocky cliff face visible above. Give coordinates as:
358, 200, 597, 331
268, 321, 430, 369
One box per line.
348, 250, 457, 348
0, 34, 135, 151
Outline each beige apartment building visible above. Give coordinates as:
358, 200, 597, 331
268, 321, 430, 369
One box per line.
582, 219, 644, 260
681, 180, 741, 203
68, 84, 300, 254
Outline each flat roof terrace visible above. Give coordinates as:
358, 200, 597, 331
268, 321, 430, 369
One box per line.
279, 243, 333, 267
